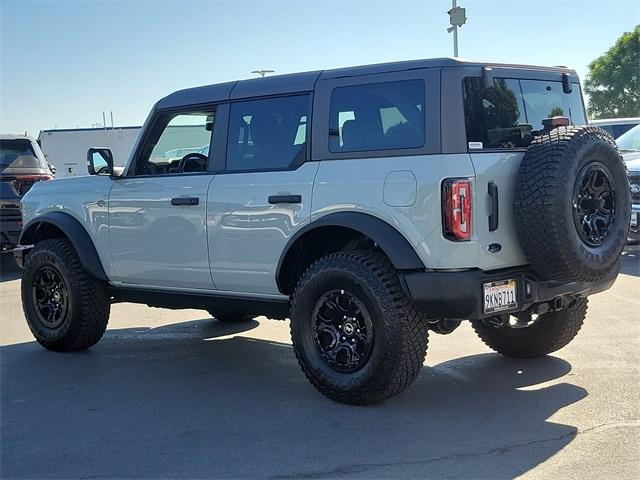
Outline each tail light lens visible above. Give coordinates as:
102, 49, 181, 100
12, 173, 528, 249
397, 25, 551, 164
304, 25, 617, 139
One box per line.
11, 175, 52, 196
442, 178, 472, 241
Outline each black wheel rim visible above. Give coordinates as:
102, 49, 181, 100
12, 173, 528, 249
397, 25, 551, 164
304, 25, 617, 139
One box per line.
573, 162, 616, 247
311, 289, 374, 373
32, 265, 68, 328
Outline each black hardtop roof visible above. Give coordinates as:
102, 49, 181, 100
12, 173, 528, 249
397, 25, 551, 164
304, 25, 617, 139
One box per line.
157, 57, 577, 109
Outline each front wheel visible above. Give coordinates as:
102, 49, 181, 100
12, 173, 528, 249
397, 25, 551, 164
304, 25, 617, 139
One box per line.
21, 238, 110, 352
471, 298, 588, 358
290, 251, 429, 405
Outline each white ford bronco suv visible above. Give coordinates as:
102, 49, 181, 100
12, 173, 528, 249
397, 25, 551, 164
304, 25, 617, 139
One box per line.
15, 59, 631, 404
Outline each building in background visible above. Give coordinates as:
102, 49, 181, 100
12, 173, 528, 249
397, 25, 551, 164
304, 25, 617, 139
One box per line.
38, 126, 141, 179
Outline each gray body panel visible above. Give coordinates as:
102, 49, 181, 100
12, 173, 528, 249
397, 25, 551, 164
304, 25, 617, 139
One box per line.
108, 175, 215, 289
207, 162, 319, 294
312, 154, 478, 269
469, 151, 528, 269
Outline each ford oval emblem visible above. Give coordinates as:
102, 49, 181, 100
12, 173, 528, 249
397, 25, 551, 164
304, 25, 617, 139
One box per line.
487, 243, 502, 253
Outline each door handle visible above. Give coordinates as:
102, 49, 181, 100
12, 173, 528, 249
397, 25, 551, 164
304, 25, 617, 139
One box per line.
268, 194, 302, 204
171, 197, 199, 206
488, 182, 499, 231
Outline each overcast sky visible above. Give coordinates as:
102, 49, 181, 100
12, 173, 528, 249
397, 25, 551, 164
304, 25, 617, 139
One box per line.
1, 0, 638, 136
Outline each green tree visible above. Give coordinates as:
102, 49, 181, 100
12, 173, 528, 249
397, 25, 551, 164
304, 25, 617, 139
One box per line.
584, 25, 640, 119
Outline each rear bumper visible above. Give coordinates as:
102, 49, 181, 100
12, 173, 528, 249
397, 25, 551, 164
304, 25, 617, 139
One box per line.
400, 263, 619, 320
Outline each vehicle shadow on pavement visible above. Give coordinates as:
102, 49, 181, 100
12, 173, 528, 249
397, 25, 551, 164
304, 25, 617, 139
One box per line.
1, 319, 586, 479
0, 253, 21, 282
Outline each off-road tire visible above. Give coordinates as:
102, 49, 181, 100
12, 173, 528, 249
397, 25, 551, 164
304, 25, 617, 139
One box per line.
514, 126, 630, 282
290, 250, 429, 405
471, 298, 588, 358
21, 238, 110, 352
207, 311, 254, 323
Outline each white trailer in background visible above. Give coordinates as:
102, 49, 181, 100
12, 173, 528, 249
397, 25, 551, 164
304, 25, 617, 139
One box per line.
38, 127, 140, 179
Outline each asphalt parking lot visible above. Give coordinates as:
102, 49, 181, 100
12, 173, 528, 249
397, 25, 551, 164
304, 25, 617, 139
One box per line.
1, 248, 639, 479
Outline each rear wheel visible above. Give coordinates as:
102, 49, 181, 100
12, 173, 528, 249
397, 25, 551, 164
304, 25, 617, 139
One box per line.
290, 250, 429, 405
471, 299, 588, 358
21, 238, 110, 352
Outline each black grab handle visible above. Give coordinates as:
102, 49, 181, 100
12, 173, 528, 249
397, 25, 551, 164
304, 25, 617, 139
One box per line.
268, 195, 302, 204
488, 182, 499, 231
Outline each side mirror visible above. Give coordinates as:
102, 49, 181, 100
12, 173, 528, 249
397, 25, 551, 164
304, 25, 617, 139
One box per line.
87, 147, 114, 175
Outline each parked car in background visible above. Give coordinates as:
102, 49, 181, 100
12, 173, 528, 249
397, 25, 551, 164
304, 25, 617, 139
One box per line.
590, 117, 640, 138
0, 135, 53, 252
616, 124, 640, 243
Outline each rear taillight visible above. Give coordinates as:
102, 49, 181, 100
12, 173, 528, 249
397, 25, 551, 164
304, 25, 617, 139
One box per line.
442, 178, 472, 241
15, 174, 53, 182
11, 175, 52, 195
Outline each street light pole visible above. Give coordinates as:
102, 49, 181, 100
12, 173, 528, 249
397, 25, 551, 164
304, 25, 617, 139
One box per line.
452, 0, 458, 57
447, 0, 467, 58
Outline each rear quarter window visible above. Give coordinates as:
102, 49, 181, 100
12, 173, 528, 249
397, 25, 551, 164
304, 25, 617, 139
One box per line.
329, 79, 425, 153
463, 77, 586, 149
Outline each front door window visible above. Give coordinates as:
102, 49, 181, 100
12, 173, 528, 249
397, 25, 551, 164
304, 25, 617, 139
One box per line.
135, 111, 215, 175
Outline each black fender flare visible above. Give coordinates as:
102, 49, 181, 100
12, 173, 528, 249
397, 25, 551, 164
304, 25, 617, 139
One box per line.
20, 212, 108, 281
276, 211, 425, 291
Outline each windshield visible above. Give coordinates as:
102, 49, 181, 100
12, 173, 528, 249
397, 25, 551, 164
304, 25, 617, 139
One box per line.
615, 124, 640, 152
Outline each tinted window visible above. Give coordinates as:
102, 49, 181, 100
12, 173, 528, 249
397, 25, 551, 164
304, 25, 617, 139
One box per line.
0, 139, 43, 172
227, 95, 309, 172
463, 77, 587, 149
329, 80, 425, 152
136, 111, 214, 175
611, 123, 635, 138
616, 124, 640, 151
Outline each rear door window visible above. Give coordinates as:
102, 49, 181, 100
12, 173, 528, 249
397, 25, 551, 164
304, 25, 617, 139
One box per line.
226, 95, 309, 172
463, 77, 586, 149
329, 80, 425, 152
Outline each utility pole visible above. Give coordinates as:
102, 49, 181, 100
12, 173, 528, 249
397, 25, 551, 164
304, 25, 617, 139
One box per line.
251, 69, 275, 78
447, 0, 467, 57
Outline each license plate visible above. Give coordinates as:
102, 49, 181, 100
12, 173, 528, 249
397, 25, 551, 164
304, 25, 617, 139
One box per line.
483, 279, 518, 314
632, 212, 638, 227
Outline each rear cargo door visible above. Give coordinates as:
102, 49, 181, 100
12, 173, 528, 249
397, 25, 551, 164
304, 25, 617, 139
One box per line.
462, 74, 587, 270
469, 151, 528, 270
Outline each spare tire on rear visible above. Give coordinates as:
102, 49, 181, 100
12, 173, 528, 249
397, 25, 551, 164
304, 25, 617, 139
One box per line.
514, 125, 630, 282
